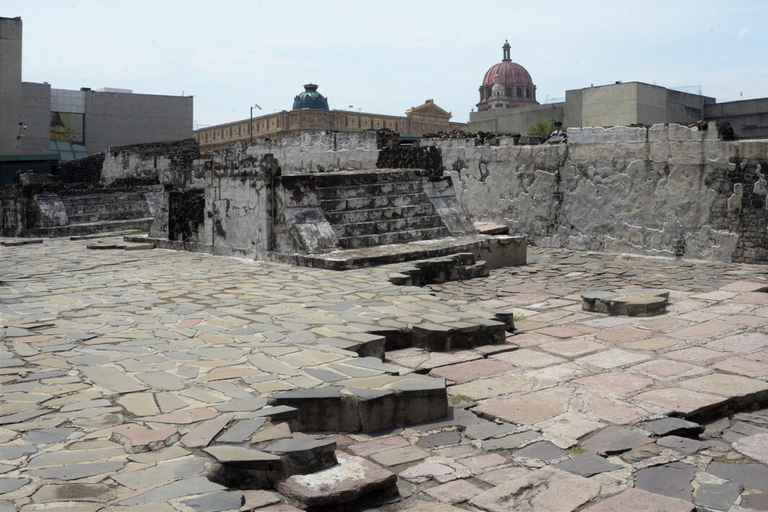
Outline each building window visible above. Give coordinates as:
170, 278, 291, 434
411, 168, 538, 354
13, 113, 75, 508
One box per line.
50, 112, 84, 142
517, 87, 522, 98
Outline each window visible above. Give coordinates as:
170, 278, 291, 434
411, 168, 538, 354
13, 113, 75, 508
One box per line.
50, 140, 88, 162
50, 112, 84, 142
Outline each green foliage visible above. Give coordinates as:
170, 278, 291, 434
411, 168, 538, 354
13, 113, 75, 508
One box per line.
568, 445, 586, 454
528, 119, 558, 136
449, 394, 476, 405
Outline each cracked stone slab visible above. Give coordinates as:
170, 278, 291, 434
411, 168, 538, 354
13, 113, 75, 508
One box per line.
581, 426, 652, 455
31, 483, 117, 503
634, 461, 697, 501
111, 457, 208, 490
275, 452, 397, 509
180, 414, 234, 448
181, 492, 245, 512
25, 461, 126, 481
469, 466, 601, 512
643, 418, 704, 438
203, 445, 282, 470
110, 427, 180, 453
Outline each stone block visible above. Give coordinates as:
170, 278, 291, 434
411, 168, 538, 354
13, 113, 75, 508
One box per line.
275, 452, 397, 510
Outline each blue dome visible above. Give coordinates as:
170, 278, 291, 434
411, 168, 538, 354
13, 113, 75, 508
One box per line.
292, 84, 329, 110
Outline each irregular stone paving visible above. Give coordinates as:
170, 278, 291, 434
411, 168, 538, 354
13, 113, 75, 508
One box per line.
2, 237, 768, 511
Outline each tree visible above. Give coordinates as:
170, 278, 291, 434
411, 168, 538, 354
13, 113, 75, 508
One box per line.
528, 119, 558, 136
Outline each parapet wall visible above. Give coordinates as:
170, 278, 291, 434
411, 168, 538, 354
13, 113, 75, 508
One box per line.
423, 123, 768, 264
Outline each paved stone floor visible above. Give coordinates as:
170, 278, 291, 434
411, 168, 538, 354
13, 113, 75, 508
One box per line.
2, 236, 768, 511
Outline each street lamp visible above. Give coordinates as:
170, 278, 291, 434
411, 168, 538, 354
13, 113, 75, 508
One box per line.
250, 103, 262, 143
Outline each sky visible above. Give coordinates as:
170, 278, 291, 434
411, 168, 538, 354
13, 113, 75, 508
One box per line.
6, 1, 768, 129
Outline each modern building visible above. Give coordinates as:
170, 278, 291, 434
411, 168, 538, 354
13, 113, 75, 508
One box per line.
194, 84, 467, 152
0, 16, 193, 185
470, 41, 768, 139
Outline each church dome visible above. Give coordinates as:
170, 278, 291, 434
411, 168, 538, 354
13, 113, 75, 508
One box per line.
477, 41, 538, 111
292, 84, 329, 110
482, 60, 534, 87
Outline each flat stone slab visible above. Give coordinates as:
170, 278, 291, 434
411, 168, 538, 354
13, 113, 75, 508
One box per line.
116, 477, 226, 507
31, 482, 117, 503
512, 441, 570, 461
582, 288, 669, 316
553, 453, 623, 477
203, 445, 282, 470
583, 488, 695, 511
275, 452, 397, 509
657, 435, 706, 454
581, 426, 652, 455
26, 461, 126, 481
469, 466, 600, 512
694, 482, 743, 511
634, 461, 697, 501
707, 461, 768, 492
181, 491, 245, 512
732, 433, 768, 464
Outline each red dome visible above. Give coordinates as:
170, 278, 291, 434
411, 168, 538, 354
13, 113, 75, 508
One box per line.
482, 61, 533, 86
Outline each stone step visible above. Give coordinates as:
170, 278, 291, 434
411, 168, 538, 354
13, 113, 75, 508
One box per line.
311, 169, 429, 187
67, 209, 151, 223
331, 215, 444, 239
319, 192, 432, 212
337, 226, 452, 249
30, 218, 154, 238
316, 180, 424, 200
324, 203, 436, 224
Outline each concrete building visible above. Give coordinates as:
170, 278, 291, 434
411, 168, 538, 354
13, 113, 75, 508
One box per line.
0, 16, 193, 185
194, 84, 467, 153
470, 42, 768, 139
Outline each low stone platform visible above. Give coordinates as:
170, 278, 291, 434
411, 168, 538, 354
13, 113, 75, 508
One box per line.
4, 239, 768, 511
582, 288, 670, 316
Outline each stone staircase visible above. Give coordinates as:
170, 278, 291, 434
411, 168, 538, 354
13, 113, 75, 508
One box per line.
29, 185, 162, 237
315, 171, 451, 249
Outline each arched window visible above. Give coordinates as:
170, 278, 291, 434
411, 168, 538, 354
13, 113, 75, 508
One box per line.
517, 87, 522, 98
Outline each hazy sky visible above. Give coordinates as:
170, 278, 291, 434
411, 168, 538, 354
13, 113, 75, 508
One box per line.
6, 1, 768, 128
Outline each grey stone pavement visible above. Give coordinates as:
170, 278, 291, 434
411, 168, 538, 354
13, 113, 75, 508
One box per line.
2, 235, 768, 511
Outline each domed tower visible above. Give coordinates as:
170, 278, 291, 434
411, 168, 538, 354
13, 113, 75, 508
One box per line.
292, 84, 329, 110
477, 41, 538, 111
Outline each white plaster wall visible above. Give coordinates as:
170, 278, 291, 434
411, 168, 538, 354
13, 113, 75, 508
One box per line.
430, 123, 762, 262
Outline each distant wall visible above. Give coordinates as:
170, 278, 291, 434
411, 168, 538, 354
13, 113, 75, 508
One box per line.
85, 91, 193, 154
424, 122, 768, 264
705, 98, 768, 140
20, 82, 51, 154
469, 103, 565, 134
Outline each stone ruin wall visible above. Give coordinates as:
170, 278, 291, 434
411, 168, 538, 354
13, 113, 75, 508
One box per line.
422, 124, 768, 264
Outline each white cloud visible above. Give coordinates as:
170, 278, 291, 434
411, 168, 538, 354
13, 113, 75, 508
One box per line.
738, 27, 750, 38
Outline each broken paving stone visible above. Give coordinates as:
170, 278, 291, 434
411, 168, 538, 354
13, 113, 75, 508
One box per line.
26, 461, 126, 481
656, 435, 706, 454
740, 493, 768, 510
181, 491, 245, 512
275, 452, 397, 509
732, 432, 768, 464
693, 482, 743, 511
583, 487, 695, 512
634, 461, 696, 501
512, 440, 570, 461
469, 466, 600, 512
553, 453, 622, 477
110, 427, 179, 453
581, 426, 652, 455
241, 490, 282, 509
643, 417, 704, 438
116, 477, 226, 507
707, 462, 768, 492
31, 483, 117, 503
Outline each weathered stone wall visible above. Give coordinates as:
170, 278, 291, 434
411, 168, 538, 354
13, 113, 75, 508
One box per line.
244, 131, 380, 175
101, 139, 201, 187
424, 123, 768, 264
